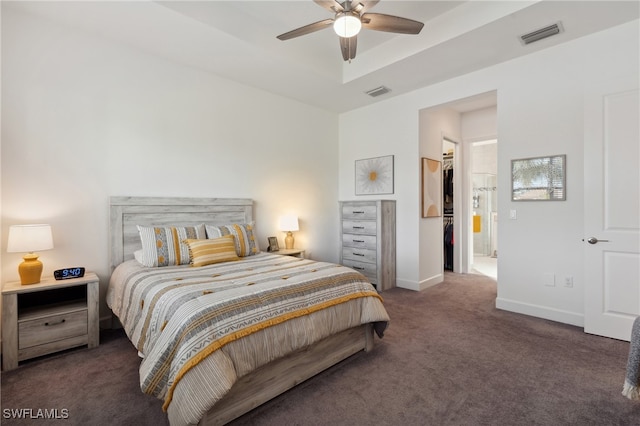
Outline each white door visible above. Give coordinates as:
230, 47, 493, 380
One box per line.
584, 75, 639, 341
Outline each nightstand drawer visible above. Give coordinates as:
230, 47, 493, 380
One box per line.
342, 220, 376, 235
342, 204, 377, 220
342, 247, 376, 264
19, 310, 88, 349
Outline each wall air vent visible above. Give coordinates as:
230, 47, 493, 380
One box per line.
365, 86, 391, 97
520, 22, 563, 45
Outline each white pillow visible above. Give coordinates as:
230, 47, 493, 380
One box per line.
133, 249, 144, 265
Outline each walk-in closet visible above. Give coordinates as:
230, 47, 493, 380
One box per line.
443, 140, 455, 271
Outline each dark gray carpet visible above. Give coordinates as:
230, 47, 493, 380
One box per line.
2, 272, 639, 425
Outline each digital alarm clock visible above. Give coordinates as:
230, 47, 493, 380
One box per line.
54, 267, 85, 280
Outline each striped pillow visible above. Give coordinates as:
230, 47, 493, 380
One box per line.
185, 235, 240, 267
205, 223, 260, 257
137, 224, 206, 267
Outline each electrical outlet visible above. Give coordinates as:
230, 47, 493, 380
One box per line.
564, 276, 573, 288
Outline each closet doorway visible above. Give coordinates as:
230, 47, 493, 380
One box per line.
442, 138, 457, 272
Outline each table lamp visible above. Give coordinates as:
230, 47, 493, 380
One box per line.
278, 215, 299, 249
7, 224, 54, 285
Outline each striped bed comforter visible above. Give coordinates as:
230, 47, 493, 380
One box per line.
106, 253, 389, 425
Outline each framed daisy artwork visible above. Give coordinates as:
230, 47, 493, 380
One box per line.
355, 155, 394, 195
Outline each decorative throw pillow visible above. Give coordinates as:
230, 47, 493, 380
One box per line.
205, 223, 260, 257
137, 224, 206, 267
185, 235, 240, 267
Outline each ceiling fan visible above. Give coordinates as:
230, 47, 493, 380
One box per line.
276, 0, 424, 62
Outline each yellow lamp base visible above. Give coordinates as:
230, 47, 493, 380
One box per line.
18, 253, 44, 285
284, 232, 295, 250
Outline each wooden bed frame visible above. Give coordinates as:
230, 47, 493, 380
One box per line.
109, 196, 375, 425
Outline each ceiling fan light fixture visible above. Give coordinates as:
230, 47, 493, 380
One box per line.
276, 2, 424, 62
333, 12, 361, 38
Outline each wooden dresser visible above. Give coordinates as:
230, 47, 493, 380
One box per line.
339, 200, 396, 291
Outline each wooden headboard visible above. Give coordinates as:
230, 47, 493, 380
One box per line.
109, 196, 253, 271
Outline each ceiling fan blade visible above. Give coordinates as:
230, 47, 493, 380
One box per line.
361, 13, 424, 34
359, 0, 380, 13
339, 36, 357, 62
277, 19, 334, 41
313, 0, 344, 13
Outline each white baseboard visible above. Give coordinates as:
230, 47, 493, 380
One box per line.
418, 274, 443, 291
396, 274, 443, 291
495, 297, 584, 327
396, 278, 419, 291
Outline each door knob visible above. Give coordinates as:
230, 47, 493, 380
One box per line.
586, 237, 610, 244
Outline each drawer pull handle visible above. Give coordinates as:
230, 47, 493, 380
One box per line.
352, 211, 365, 214
353, 226, 365, 229
353, 239, 365, 243
352, 266, 364, 270
45, 319, 66, 326
353, 253, 365, 256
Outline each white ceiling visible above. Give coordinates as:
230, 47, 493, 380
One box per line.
5, 1, 639, 113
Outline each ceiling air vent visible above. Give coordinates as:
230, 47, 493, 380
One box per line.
366, 86, 391, 97
520, 22, 563, 45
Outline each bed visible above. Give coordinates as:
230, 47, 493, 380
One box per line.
107, 196, 390, 426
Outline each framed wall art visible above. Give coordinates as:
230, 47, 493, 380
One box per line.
267, 236, 279, 252
421, 157, 442, 217
511, 154, 566, 201
355, 155, 394, 195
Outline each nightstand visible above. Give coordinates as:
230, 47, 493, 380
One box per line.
2, 272, 99, 371
272, 248, 305, 258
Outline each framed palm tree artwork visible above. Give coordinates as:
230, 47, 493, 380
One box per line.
511, 154, 566, 201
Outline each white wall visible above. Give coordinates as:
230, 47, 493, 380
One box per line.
339, 20, 639, 325
462, 107, 497, 145
1, 8, 340, 322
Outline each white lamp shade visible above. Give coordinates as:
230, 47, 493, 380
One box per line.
7, 224, 54, 253
278, 215, 299, 232
333, 13, 362, 38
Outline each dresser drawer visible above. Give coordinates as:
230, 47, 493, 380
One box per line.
19, 310, 88, 349
342, 204, 377, 220
342, 259, 377, 283
342, 247, 376, 264
342, 233, 377, 250
342, 220, 376, 235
